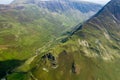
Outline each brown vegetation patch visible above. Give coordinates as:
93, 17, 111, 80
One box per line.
0, 45, 10, 50
3, 34, 16, 43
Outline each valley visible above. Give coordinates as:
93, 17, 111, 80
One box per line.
0, 0, 120, 80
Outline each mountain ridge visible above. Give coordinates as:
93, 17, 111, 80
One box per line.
18, 0, 120, 80
0, 0, 102, 79
11, 0, 102, 13
1, 0, 120, 80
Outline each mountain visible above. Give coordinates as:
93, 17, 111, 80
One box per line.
11, 0, 102, 29
5, 0, 120, 80
12, 0, 101, 13
0, 0, 102, 79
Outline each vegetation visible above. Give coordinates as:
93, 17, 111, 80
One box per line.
1, 0, 120, 80
6, 0, 120, 80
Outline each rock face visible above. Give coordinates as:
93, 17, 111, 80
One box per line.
107, 0, 120, 20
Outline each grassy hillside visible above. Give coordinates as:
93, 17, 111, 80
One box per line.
5, 0, 120, 80
0, 0, 102, 79
0, 0, 102, 61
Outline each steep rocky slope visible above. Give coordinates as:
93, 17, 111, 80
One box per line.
7, 0, 120, 80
